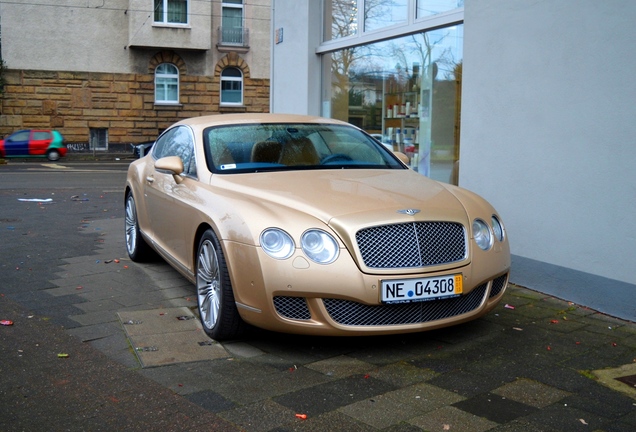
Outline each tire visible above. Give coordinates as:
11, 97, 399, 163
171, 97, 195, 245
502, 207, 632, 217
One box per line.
196, 229, 245, 341
124, 191, 154, 262
47, 150, 61, 161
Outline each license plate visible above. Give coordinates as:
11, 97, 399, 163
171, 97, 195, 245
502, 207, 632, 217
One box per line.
381, 274, 463, 304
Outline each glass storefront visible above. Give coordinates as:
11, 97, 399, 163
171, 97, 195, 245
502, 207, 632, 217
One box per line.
322, 23, 464, 184
416, 0, 464, 19
364, 0, 408, 32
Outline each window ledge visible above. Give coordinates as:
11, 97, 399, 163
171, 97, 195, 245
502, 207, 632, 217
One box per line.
154, 103, 183, 109
217, 44, 249, 54
219, 105, 247, 113
153, 23, 191, 29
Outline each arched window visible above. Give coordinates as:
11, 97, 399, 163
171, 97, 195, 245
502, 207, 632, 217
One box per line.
155, 63, 179, 104
220, 67, 243, 105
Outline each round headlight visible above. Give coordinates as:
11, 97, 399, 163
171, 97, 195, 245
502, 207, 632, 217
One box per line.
260, 228, 294, 259
301, 229, 339, 264
491, 215, 505, 242
473, 219, 493, 251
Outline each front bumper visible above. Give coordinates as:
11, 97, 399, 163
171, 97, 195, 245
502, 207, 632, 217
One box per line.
224, 241, 510, 336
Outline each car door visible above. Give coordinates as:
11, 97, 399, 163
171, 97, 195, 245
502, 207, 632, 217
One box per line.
144, 125, 199, 269
4, 130, 31, 156
29, 131, 53, 156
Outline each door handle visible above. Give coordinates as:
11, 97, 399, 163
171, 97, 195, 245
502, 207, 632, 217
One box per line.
146, 176, 154, 183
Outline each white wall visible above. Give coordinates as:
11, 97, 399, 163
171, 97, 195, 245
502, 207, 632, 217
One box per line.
270, 0, 322, 115
2, 0, 131, 72
461, 1, 636, 284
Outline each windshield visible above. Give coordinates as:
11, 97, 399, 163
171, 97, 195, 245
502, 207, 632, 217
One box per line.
203, 123, 405, 174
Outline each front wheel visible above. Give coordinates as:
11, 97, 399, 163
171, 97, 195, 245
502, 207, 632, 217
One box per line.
196, 229, 244, 341
124, 191, 154, 262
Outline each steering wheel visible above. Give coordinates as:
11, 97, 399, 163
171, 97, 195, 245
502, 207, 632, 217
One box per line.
321, 153, 353, 164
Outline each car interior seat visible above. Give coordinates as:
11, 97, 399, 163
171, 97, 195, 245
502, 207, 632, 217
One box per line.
251, 141, 283, 163
279, 137, 320, 165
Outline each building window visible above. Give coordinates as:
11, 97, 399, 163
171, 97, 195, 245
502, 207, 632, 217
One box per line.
154, 0, 188, 25
324, 1, 465, 41
324, 0, 358, 40
89, 128, 108, 151
155, 63, 179, 104
221, 0, 244, 44
416, 0, 464, 19
364, 0, 407, 33
220, 67, 243, 105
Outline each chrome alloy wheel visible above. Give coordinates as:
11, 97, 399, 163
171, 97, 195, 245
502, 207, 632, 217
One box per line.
124, 191, 153, 262
197, 238, 221, 331
124, 194, 138, 257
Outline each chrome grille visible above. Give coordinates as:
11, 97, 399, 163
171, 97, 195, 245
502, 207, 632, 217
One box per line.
356, 222, 466, 269
489, 274, 508, 298
273, 296, 311, 320
323, 283, 488, 326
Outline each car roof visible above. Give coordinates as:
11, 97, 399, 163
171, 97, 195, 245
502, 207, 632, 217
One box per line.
172, 113, 353, 129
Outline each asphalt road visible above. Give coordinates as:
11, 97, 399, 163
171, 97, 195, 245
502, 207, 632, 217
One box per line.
2, 159, 635, 432
0, 161, 129, 313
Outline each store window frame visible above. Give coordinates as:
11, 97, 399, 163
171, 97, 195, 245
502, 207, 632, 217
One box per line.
155, 63, 180, 105
321, 0, 463, 47
154, 0, 189, 26
318, 3, 464, 185
220, 67, 243, 106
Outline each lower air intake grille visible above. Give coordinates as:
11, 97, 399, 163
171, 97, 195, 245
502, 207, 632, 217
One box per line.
273, 296, 311, 320
489, 274, 508, 298
323, 283, 488, 326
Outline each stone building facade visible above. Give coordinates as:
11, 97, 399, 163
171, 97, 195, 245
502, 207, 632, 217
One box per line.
0, 0, 271, 152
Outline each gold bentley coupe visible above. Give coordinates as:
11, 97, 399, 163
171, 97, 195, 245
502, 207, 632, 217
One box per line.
125, 114, 510, 340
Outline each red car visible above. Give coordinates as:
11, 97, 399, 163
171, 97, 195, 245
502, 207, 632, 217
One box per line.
0, 129, 67, 161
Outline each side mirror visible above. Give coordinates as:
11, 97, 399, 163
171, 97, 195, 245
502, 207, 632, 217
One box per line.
155, 156, 185, 184
393, 151, 410, 166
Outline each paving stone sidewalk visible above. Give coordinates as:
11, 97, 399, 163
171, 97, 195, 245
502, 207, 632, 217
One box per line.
1, 215, 635, 431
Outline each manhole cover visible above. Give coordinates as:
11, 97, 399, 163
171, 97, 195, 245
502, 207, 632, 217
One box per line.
593, 364, 636, 400
615, 374, 636, 388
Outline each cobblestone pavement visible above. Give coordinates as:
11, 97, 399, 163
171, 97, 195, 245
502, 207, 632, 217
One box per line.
2, 216, 635, 432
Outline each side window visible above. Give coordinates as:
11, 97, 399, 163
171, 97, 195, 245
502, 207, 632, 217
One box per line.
153, 126, 197, 177
220, 67, 243, 105
154, 0, 188, 25
33, 131, 52, 140
8, 131, 30, 142
155, 63, 179, 104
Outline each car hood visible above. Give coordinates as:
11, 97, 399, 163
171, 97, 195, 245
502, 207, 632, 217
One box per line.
210, 169, 470, 234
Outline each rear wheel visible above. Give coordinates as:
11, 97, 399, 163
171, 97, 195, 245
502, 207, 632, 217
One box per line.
47, 150, 61, 161
196, 229, 244, 341
124, 191, 154, 261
